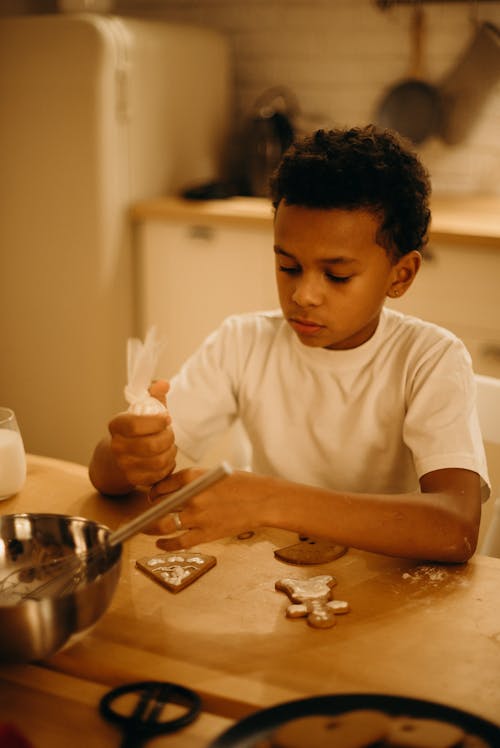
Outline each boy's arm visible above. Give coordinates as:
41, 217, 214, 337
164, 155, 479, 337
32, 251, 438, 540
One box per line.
150, 467, 482, 563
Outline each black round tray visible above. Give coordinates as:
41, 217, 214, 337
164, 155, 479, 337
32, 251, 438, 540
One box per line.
209, 693, 500, 747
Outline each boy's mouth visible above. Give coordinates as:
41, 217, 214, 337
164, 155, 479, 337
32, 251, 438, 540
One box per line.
289, 317, 325, 336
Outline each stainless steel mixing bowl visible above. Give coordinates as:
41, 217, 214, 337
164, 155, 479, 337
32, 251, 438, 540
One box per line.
0, 513, 121, 663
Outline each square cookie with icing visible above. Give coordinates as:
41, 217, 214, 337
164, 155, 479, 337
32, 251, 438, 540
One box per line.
136, 551, 216, 592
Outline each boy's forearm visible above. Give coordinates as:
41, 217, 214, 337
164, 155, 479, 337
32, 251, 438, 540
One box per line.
88, 437, 134, 496
256, 475, 479, 563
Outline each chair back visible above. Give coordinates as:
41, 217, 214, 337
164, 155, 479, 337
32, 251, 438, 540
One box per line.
475, 373, 500, 445
475, 374, 500, 557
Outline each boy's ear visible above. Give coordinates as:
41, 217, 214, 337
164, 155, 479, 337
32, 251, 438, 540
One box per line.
387, 250, 422, 299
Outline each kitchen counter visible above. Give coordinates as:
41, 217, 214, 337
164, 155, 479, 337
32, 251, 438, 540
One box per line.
131, 194, 500, 248
429, 195, 500, 248
131, 195, 274, 229
1, 454, 500, 746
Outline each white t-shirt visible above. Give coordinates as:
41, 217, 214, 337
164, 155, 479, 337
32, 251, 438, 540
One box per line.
168, 307, 490, 498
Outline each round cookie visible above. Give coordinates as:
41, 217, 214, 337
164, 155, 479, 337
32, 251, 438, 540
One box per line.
460, 736, 491, 747
269, 709, 392, 748
386, 716, 465, 747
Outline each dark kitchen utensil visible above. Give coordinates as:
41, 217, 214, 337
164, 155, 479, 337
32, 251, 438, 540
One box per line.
241, 86, 298, 197
376, 5, 443, 144
209, 693, 500, 747
439, 20, 500, 145
99, 680, 201, 746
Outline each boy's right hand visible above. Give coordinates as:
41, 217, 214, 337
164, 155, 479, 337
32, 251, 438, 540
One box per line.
108, 380, 177, 488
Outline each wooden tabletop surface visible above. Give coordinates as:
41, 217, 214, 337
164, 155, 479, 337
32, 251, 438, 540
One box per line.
1, 455, 500, 746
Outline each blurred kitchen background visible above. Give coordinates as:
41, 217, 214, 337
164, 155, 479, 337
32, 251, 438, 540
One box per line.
136, 0, 500, 196
1, 0, 499, 545
5, 0, 499, 193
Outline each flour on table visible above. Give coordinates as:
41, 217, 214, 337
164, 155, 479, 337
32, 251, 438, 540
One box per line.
402, 565, 449, 584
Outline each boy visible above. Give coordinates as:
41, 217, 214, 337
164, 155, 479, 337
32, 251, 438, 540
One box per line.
89, 126, 489, 562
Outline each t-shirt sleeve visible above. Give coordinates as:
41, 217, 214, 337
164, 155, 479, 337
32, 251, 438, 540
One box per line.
167, 315, 247, 462
403, 337, 490, 500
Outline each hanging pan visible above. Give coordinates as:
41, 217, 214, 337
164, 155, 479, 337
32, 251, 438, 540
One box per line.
375, 5, 443, 145
439, 20, 500, 145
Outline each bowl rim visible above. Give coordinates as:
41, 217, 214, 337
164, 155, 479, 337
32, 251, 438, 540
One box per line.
0, 511, 114, 531
0, 512, 122, 603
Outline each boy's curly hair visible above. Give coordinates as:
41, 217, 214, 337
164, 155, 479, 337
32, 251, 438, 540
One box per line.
269, 125, 431, 259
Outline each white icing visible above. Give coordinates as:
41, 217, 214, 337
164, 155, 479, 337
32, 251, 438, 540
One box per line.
327, 600, 349, 613
287, 603, 308, 618
159, 565, 191, 584
280, 575, 334, 601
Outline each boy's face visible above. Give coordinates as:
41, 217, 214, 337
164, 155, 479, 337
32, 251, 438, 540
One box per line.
274, 203, 417, 350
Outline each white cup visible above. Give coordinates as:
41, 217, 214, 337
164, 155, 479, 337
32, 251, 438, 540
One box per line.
0, 407, 27, 500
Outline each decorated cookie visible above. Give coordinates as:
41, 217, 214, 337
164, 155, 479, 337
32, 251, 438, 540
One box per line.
275, 575, 350, 628
136, 551, 216, 592
386, 717, 465, 747
269, 710, 392, 748
258, 712, 491, 748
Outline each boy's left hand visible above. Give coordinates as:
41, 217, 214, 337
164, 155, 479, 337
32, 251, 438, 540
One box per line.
148, 468, 259, 549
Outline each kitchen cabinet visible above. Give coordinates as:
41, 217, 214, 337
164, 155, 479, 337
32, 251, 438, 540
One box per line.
386, 240, 500, 378
134, 214, 276, 379
133, 206, 276, 468
132, 196, 500, 381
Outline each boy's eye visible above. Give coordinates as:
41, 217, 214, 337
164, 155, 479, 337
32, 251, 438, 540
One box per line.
326, 273, 352, 284
278, 264, 300, 275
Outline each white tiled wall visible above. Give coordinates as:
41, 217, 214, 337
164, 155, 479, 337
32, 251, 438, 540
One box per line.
116, 0, 500, 196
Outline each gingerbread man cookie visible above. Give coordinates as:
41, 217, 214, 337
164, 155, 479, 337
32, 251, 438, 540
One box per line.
275, 575, 350, 628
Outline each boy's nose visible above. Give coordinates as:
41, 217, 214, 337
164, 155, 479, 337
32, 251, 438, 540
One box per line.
291, 276, 324, 307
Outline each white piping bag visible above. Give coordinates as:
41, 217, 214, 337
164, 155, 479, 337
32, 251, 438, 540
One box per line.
124, 326, 167, 415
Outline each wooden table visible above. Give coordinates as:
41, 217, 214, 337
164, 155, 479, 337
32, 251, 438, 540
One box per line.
1, 455, 500, 746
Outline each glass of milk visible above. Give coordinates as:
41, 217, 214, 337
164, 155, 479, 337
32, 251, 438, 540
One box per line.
0, 408, 27, 500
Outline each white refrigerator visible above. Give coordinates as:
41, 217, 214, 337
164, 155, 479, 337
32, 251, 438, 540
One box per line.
0, 13, 230, 465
